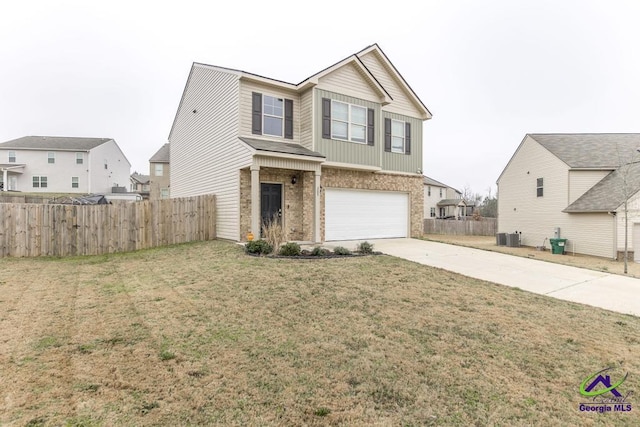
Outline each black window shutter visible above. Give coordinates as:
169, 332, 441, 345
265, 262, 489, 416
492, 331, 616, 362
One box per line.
252, 92, 262, 135
322, 98, 331, 139
367, 108, 374, 146
284, 99, 293, 139
384, 118, 391, 152
405, 122, 411, 154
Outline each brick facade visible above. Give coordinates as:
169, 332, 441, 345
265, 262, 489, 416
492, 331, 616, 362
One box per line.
240, 166, 424, 242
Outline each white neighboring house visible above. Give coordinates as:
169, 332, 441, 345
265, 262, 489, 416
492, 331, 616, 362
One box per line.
423, 175, 470, 218
497, 133, 640, 260
0, 136, 131, 194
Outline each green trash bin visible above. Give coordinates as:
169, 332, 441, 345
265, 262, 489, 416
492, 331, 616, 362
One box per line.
549, 238, 567, 254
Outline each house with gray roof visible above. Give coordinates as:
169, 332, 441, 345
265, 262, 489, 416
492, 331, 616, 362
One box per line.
169, 44, 431, 242
0, 136, 131, 195
497, 133, 640, 260
422, 175, 467, 218
149, 143, 170, 199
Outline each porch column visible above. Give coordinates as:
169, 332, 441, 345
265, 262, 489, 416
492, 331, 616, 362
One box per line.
2, 169, 7, 191
251, 165, 261, 238
313, 170, 321, 243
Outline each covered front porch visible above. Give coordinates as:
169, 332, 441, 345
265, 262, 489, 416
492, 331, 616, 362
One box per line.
238, 137, 325, 242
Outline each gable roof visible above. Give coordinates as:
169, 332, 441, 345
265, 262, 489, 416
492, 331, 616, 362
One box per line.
239, 137, 325, 159
422, 175, 461, 193
564, 162, 640, 212
170, 44, 431, 139
0, 136, 113, 151
131, 173, 150, 185
150, 143, 170, 163
530, 133, 640, 168
437, 199, 466, 207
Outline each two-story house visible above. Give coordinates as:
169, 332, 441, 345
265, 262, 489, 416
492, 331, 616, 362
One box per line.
423, 175, 464, 218
169, 44, 431, 242
149, 143, 170, 199
498, 133, 640, 259
0, 136, 131, 194
130, 172, 150, 199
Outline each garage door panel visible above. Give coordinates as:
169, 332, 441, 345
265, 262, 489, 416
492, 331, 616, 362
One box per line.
325, 189, 408, 241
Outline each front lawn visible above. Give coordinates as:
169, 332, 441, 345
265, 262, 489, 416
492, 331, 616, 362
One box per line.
0, 241, 638, 426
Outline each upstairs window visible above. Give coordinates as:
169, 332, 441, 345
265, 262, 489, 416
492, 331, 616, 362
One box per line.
427, 186, 431, 196
76, 152, 84, 164
33, 176, 47, 188
321, 98, 374, 146
384, 118, 411, 155
330, 101, 367, 143
8, 151, 16, 163
537, 178, 544, 197
251, 92, 294, 139
48, 152, 55, 164
439, 187, 443, 198
155, 163, 164, 177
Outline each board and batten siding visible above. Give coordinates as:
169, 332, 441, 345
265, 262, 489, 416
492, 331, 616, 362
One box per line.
317, 62, 381, 103
314, 89, 380, 167
238, 80, 300, 143
170, 65, 253, 240
381, 111, 422, 174
568, 170, 610, 205
358, 50, 424, 118
299, 89, 313, 150
498, 136, 615, 258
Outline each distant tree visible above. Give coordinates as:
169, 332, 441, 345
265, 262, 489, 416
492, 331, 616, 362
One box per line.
479, 186, 497, 218
615, 145, 640, 274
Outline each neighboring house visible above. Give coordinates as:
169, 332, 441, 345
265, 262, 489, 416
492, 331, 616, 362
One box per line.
423, 175, 463, 218
0, 136, 131, 194
130, 172, 150, 199
497, 133, 640, 259
169, 44, 431, 242
149, 143, 170, 199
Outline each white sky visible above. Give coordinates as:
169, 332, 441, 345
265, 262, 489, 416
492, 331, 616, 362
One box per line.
2, 0, 639, 196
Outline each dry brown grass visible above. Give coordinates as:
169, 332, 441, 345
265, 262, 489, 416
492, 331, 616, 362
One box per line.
423, 234, 640, 278
1, 240, 639, 426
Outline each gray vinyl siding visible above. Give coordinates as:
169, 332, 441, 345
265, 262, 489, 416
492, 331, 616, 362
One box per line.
239, 80, 300, 143
498, 136, 615, 258
317, 62, 380, 102
568, 170, 610, 204
169, 65, 253, 240
381, 111, 422, 174
358, 51, 424, 118
315, 89, 380, 167
299, 89, 313, 150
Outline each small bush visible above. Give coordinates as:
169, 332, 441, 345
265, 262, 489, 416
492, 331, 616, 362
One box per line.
333, 246, 351, 256
279, 242, 301, 256
245, 239, 273, 255
357, 241, 374, 254
311, 246, 330, 256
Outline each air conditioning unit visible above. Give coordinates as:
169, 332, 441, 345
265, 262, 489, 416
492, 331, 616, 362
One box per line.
506, 233, 521, 247
496, 233, 507, 246
111, 186, 126, 193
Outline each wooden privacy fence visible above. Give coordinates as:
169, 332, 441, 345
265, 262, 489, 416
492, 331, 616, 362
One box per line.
0, 195, 216, 257
424, 218, 497, 236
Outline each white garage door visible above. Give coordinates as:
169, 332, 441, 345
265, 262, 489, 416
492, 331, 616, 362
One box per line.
325, 188, 409, 241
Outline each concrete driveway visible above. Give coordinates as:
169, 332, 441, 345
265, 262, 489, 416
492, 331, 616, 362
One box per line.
326, 238, 640, 317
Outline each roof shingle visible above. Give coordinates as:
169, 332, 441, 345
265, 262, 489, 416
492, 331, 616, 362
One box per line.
0, 136, 112, 151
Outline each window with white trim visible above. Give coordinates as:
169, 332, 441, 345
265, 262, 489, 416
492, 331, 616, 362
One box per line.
537, 178, 544, 197
427, 186, 431, 196
72, 177, 79, 189
155, 163, 163, 177
430, 207, 436, 217
161, 188, 169, 199
263, 95, 284, 137
8, 151, 16, 163
48, 152, 55, 164
76, 153, 83, 164
33, 176, 47, 188
331, 100, 366, 143
391, 119, 405, 153
439, 188, 443, 197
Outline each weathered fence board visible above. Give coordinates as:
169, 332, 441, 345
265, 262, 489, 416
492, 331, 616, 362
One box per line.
0, 195, 216, 257
424, 218, 497, 236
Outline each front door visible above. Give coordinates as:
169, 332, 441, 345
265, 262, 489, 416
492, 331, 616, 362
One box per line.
8, 175, 17, 191
261, 183, 282, 229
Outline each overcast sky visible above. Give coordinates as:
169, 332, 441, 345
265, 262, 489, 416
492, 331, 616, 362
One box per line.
2, 0, 639, 196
